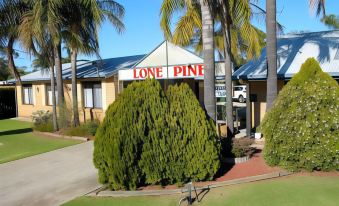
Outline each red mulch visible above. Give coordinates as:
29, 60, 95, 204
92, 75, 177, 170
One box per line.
139, 150, 282, 190
138, 151, 339, 191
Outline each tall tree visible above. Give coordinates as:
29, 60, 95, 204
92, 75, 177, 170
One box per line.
27, 0, 68, 127
265, 0, 277, 111
160, 0, 263, 135
0, 0, 29, 84
62, 0, 124, 126
19, 4, 59, 131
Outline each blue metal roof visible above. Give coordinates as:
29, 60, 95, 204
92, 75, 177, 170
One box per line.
233, 30, 339, 80
14, 55, 145, 83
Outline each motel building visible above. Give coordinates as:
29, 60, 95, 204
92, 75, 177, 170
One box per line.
13, 30, 339, 133
14, 41, 229, 125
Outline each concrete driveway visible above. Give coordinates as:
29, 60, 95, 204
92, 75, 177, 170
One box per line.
0, 141, 100, 206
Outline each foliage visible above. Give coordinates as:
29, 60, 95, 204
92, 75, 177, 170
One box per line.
159, 0, 265, 63
31, 110, 53, 132
261, 58, 339, 171
231, 137, 254, 158
58, 102, 72, 129
321, 14, 339, 29
163, 84, 220, 184
64, 121, 100, 137
94, 79, 221, 190
94, 79, 168, 190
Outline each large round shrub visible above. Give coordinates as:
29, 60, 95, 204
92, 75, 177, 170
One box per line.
93, 79, 168, 190
261, 58, 339, 171
94, 79, 221, 190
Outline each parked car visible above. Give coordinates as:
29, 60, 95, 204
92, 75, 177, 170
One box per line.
233, 85, 246, 103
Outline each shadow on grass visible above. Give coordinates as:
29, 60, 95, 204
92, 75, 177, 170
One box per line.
0, 128, 33, 136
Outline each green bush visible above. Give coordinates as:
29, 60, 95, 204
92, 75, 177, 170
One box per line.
164, 84, 220, 184
94, 79, 168, 190
64, 121, 99, 137
231, 138, 254, 158
93, 79, 221, 190
261, 58, 339, 171
32, 110, 54, 132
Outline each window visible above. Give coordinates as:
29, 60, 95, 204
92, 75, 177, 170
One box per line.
234, 87, 243, 91
84, 82, 102, 108
22, 85, 33, 105
46, 84, 58, 106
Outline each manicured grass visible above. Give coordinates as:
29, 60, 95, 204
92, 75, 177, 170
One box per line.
0, 119, 81, 163
62, 175, 339, 206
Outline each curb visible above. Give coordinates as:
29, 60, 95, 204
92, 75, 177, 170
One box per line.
88, 171, 292, 197
33, 131, 89, 142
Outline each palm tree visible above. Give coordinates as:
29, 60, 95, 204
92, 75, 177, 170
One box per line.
61, 0, 124, 127
0, 0, 28, 84
26, 0, 70, 127
19, 3, 60, 131
160, 0, 216, 121
161, 0, 263, 136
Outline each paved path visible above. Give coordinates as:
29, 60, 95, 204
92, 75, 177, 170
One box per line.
0, 141, 99, 206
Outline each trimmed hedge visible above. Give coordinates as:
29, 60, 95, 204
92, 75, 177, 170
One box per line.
261, 58, 339, 171
93, 79, 220, 190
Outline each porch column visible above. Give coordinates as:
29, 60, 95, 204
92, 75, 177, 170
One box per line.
246, 82, 251, 137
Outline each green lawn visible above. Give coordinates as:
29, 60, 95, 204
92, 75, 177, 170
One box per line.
63, 176, 339, 206
0, 119, 81, 163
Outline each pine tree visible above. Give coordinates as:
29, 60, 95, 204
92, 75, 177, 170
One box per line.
93, 79, 168, 190
261, 58, 339, 171
166, 83, 220, 183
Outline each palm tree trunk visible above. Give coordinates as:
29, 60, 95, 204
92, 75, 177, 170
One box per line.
7, 36, 21, 84
54, 43, 64, 105
222, 21, 234, 137
71, 48, 80, 127
266, 0, 277, 111
219, 0, 234, 137
200, 0, 216, 121
49, 57, 58, 131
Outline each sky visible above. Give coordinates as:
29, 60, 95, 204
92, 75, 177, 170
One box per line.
14, 0, 339, 71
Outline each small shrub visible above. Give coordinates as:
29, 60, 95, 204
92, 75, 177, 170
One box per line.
84, 121, 100, 136
231, 138, 254, 158
261, 58, 339, 171
64, 121, 99, 137
32, 110, 54, 132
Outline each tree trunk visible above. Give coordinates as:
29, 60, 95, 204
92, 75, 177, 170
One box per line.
49, 57, 58, 131
200, 0, 216, 121
7, 36, 21, 84
54, 43, 64, 105
222, 22, 234, 137
219, 0, 234, 137
266, 0, 278, 111
71, 48, 80, 127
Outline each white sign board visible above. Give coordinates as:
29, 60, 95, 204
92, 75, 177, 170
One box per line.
118, 64, 204, 81
215, 84, 226, 97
